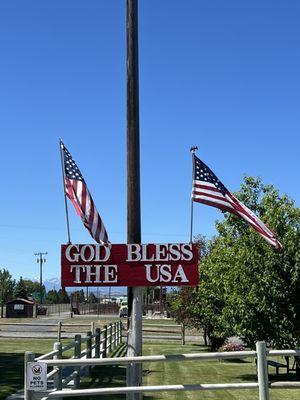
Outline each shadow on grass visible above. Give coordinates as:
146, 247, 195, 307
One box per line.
238, 372, 299, 383
223, 358, 251, 364
0, 352, 47, 400
67, 365, 161, 400
0, 352, 24, 400
190, 343, 210, 350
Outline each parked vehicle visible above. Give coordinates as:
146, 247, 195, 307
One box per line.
119, 305, 128, 318
37, 306, 47, 315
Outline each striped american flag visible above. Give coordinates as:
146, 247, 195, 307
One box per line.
192, 154, 282, 249
61, 141, 109, 245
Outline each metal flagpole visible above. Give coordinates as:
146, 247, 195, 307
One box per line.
189, 146, 198, 243
126, 0, 143, 399
59, 139, 71, 244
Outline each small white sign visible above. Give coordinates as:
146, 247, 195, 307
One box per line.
14, 304, 24, 310
27, 362, 47, 391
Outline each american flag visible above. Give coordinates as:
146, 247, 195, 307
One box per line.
61, 141, 109, 245
192, 154, 282, 249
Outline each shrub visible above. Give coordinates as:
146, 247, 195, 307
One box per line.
218, 341, 245, 352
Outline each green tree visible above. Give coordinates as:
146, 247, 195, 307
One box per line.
0, 269, 15, 317
88, 292, 97, 303
23, 279, 44, 296
45, 289, 59, 304
58, 289, 70, 304
170, 235, 210, 344
172, 177, 300, 351
13, 276, 28, 299
71, 290, 85, 304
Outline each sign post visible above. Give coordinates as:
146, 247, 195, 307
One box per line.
126, 0, 142, 398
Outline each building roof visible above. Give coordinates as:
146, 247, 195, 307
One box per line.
6, 298, 35, 305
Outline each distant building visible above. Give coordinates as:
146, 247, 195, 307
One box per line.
5, 298, 35, 318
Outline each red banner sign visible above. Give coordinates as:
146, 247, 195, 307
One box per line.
61, 243, 199, 287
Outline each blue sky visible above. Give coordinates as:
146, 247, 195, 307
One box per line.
0, 0, 299, 280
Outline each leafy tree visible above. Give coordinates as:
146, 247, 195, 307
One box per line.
88, 292, 97, 303
171, 177, 300, 352
58, 289, 70, 304
71, 290, 85, 304
13, 276, 28, 299
170, 235, 210, 344
0, 269, 15, 317
23, 279, 45, 296
45, 289, 59, 304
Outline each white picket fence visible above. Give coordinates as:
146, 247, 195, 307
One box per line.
24, 341, 300, 400
24, 321, 123, 400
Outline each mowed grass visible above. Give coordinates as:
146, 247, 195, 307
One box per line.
142, 342, 300, 400
65, 341, 300, 400
1, 337, 300, 400
0, 339, 55, 400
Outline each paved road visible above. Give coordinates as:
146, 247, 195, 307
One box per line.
0, 313, 123, 338
0, 313, 83, 338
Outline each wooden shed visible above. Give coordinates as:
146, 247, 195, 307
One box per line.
5, 298, 35, 318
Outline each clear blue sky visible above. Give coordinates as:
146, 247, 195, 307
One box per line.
0, 0, 299, 280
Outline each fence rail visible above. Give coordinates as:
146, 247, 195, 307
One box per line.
24, 321, 123, 400
1, 321, 98, 340
24, 341, 300, 400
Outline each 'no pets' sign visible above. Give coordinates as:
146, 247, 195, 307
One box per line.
27, 362, 47, 391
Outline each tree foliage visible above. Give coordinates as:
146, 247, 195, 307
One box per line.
58, 289, 70, 304
88, 292, 97, 303
71, 290, 85, 303
45, 289, 59, 304
171, 177, 300, 349
13, 276, 28, 299
23, 279, 45, 296
0, 268, 15, 304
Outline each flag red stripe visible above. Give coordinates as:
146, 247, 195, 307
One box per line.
193, 190, 231, 206
225, 192, 274, 238
64, 174, 109, 244
193, 197, 240, 215
194, 184, 276, 239
193, 183, 223, 193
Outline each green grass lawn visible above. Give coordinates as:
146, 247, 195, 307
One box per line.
1, 338, 300, 400
0, 339, 55, 400
142, 342, 300, 400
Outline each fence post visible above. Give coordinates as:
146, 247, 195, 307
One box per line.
74, 334, 81, 389
113, 323, 116, 348
111, 323, 114, 349
24, 352, 35, 400
116, 322, 119, 346
91, 321, 95, 335
95, 328, 100, 358
256, 341, 270, 400
181, 323, 185, 345
118, 321, 121, 345
116, 321, 119, 346
86, 331, 92, 375
57, 321, 62, 342
53, 342, 62, 396
103, 325, 107, 358
107, 325, 110, 355
108, 325, 112, 354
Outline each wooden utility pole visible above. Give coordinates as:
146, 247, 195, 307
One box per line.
34, 252, 47, 304
126, 0, 143, 399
